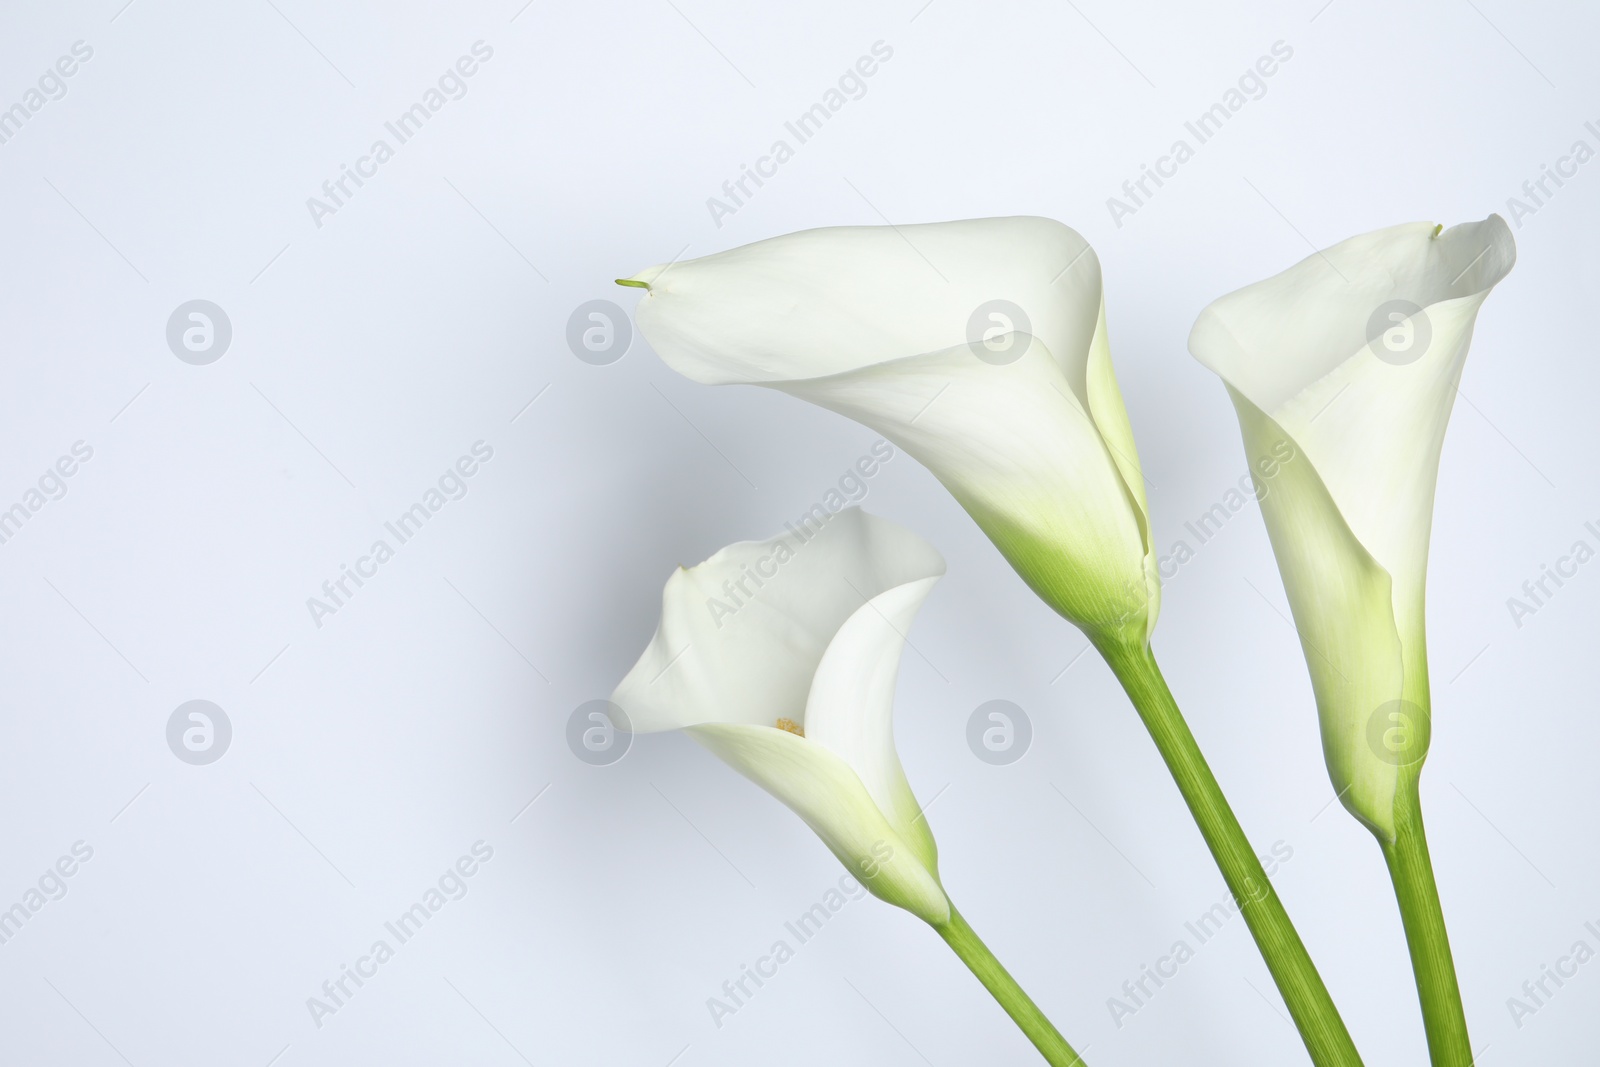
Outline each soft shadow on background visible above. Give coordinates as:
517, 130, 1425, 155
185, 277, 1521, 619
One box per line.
0, 1, 1593, 1064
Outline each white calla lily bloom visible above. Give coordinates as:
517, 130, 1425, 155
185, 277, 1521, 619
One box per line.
623, 217, 1158, 647
1189, 215, 1515, 837
612, 507, 950, 924
615, 220, 1364, 1062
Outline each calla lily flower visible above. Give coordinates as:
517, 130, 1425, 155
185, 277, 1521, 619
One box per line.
621, 219, 1365, 1066
612, 506, 950, 924
613, 507, 1086, 1065
1190, 215, 1515, 1067
622, 217, 1158, 647
1188, 215, 1516, 838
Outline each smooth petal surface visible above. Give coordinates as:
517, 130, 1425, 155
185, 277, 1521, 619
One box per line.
613, 507, 944, 732
629, 217, 1102, 388
628, 217, 1158, 642
612, 508, 949, 919
689, 721, 949, 925
1229, 390, 1411, 834
1190, 217, 1514, 836
802, 576, 942, 875
1191, 216, 1514, 605
783, 333, 1155, 641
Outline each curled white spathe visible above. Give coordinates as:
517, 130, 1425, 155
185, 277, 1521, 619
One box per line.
612, 507, 950, 924
625, 216, 1158, 645
1189, 215, 1515, 836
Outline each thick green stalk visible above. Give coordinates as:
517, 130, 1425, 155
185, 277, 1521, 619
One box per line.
934, 904, 1086, 1066
1381, 772, 1472, 1066
1095, 638, 1363, 1067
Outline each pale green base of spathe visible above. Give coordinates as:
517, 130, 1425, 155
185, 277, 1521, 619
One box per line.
966, 501, 1156, 650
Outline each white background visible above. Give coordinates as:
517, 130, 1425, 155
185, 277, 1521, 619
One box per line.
0, 1, 1594, 1064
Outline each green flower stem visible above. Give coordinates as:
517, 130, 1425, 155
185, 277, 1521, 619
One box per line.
934, 905, 1086, 1066
1381, 771, 1472, 1067
1096, 638, 1363, 1067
